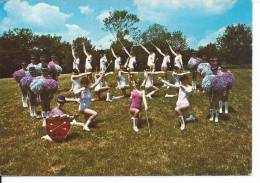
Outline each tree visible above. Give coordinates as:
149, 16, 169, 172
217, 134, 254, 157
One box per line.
216, 24, 252, 64
197, 43, 219, 59
103, 10, 140, 41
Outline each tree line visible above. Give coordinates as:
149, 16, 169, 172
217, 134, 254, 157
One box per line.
0, 10, 252, 78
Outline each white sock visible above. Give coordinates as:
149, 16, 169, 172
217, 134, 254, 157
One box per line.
165, 94, 176, 98
132, 117, 139, 132
179, 116, 185, 130
191, 81, 194, 89
83, 119, 91, 131
224, 101, 228, 114
186, 114, 195, 122
219, 100, 223, 113
194, 81, 197, 90
215, 110, 219, 122
106, 92, 110, 100
209, 109, 214, 121
29, 106, 33, 117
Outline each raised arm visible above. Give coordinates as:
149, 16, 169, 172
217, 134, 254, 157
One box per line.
122, 46, 131, 57
168, 44, 177, 56
83, 43, 90, 57
140, 44, 150, 55
111, 48, 117, 59
151, 43, 165, 57
71, 48, 76, 60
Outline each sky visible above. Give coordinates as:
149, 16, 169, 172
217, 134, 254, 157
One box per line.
0, 0, 252, 49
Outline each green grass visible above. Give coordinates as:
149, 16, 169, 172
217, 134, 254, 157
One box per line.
0, 69, 252, 175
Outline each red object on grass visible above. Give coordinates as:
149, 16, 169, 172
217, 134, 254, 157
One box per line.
46, 116, 72, 142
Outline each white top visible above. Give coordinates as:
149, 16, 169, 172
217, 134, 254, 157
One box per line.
117, 73, 126, 88
161, 55, 170, 68
147, 53, 156, 66
128, 56, 136, 69
142, 72, 153, 88
71, 78, 81, 94
85, 55, 92, 70
176, 84, 192, 107
100, 56, 108, 71
79, 89, 92, 110
174, 55, 183, 69
73, 58, 80, 70
114, 57, 121, 70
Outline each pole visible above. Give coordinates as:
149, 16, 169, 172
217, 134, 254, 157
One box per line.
145, 110, 151, 137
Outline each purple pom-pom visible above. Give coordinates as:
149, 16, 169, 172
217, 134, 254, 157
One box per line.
43, 79, 59, 93
212, 75, 228, 93
20, 76, 34, 90
222, 71, 235, 89
13, 69, 26, 83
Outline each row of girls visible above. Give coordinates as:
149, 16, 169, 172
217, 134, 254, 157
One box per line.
12, 42, 235, 142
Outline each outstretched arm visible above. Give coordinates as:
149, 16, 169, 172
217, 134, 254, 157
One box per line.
160, 79, 180, 88
89, 73, 105, 89
142, 91, 148, 111
151, 43, 165, 57
111, 48, 117, 59
140, 44, 150, 55
71, 72, 92, 79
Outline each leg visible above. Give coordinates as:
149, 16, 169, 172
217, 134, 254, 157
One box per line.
129, 108, 140, 132
82, 108, 98, 131
146, 86, 159, 98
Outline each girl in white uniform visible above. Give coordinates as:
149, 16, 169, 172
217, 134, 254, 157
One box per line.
123, 46, 136, 72
160, 75, 195, 130
152, 43, 171, 85
141, 68, 162, 99
74, 73, 105, 131
72, 48, 80, 72
168, 44, 183, 72
70, 69, 92, 97
111, 47, 121, 73
140, 44, 156, 72
93, 72, 114, 102
99, 51, 108, 72
83, 43, 93, 72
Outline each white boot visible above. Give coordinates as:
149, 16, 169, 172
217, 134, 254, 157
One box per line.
106, 92, 112, 102
224, 101, 229, 114
215, 111, 219, 123
179, 116, 185, 130
42, 119, 46, 127
191, 81, 195, 90
132, 117, 139, 132
71, 119, 84, 127
219, 100, 223, 113
22, 97, 28, 108
41, 135, 53, 142
32, 106, 37, 117
209, 109, 214, 121
185, 114, 195, 122
194, 81, 197, 90
29, 106, 34, 117
83, 119, 91, 131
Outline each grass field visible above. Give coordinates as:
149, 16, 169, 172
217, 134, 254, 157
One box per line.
0, 69, 252, 176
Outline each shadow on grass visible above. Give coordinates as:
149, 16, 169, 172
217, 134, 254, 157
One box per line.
138, 118, 154, 129
65, 132, 82, 142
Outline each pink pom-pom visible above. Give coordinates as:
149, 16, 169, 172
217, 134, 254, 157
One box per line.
13, 69, 26, 83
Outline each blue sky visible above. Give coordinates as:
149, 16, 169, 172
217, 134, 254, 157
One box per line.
0, 0, 252, 49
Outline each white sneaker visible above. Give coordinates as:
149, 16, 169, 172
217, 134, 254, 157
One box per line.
179, 116, 185, 131
83, 124, 90, 131
215, 111, 219, 123
209, 110, 214, 121
132, 118, 139, 132
186, 115, 195, 122
71, 119, 84, 127
41, 135, 53, 142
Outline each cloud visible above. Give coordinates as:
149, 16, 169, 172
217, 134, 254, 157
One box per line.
133, 0, 237, 14
197, 26, 226, 47
96, 10, 110, 23
79, 6, 94, 15
92, 33, 114, 50
0, 0, 89, 43
0, 0, 71, 32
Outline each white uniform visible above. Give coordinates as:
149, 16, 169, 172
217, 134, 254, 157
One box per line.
161, 55, 170, 68
174, 55, 183, 69
147, 53, 156, 67
79, 89, 92, 110
128, 56, 136, 70
73, 58, 80, 71
85, 55, 92, 70
142, 72, 153, 88
100, 56, 107, 72
117, 74, 126, 89
114, 57, 121, 71
176, 84, 192, 109
72, 78, 81, 94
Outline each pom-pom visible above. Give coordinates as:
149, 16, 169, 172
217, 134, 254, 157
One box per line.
48, 61, 62, 74
20, 75, 34, 90
223, 71, 235, 89
201, 68, 213, 76
30, 78, 45, 94
43, 79, 59, 93
197, 63, 211, 74
212, 75, 228, 93
202, 74, 215, 92
187, 59, 198, 69
13, 69, 26, 83
55, 64, 63, 73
